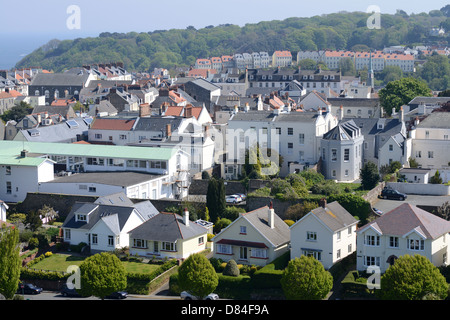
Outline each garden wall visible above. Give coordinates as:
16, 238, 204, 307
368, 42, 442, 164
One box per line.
387, 182, 450, 196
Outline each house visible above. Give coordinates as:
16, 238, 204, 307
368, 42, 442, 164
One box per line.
61, 196, 158, 254
320, 119, 364, 181
272, 51, 293, 67
328, 98, 382, 119
183, 78, 221, 109
409, 112, 450, 179
290, 199, 358, 269
212, 204, 290, 266
227, 108, 338, 176
398, 168, 431, 184
29, 72, 94, 105
356, 203, 450, 272
128, 208, 209, 260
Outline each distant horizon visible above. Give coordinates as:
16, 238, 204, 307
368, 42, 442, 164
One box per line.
1, 1, 448, 70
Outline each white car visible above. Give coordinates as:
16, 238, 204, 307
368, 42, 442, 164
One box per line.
181, 291, 219, 300
236, 193, 246, 201
225, 195, 242, 204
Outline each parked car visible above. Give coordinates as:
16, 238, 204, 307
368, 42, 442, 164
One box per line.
60, 284, 82, 297
380, 188, 407, 201
372, 208, 383, 216
105, 291, 128, 299
181, 291, 219, 300
236, 193, 246, 201
225, 194, 242, 204
17, 282, 43, 295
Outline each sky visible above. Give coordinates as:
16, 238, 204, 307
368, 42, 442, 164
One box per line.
0, 0, 448, 69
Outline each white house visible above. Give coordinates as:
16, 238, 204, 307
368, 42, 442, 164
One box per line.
213, 204, 290, 266
356, 203, 450, 273
290, 200, 358, 269
61, 196, 159, 253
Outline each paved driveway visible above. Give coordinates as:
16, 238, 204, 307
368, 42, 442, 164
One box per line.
372, 194, 450, 214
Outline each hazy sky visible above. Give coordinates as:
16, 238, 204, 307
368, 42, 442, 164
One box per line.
1, 0, 448, 38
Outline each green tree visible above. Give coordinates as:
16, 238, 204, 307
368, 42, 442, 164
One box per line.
298, 58, 317, 70
177, 253, 219, 299
328, 193, 371, 224
223, 259, 240, 277
430, 170, 443, 184
379, 254, 448, 300
360, 161, 380, 190
0, 225, 21, 299
24, 210, 42, 232
0, 101, 33, 122
281, 255, 333, 300
339, 57, 356, 76
79, 252, 127, 300
378, 77, 432, 115
206, 177, 226, 222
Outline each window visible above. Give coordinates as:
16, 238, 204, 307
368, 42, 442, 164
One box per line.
407, 239, 424, 251
344, 149, 350, 161
332, 170, 336, 177
276, 127, 281, 135
425, 131, 430, 139
288, 142, 293, 149
251, 248, 267, 259
416, 151, 422, 158
5, 166, 11, 175
133, 239, 147, 248
364, 256, 380, 267
198, 237, 204, 245
95, 133, 102, 139
162, 242, 176, 251
331, 149, 337, 161
108, 235, 114, 246
6, 181, 11, 194
217, 244, 232, 254
76, 214, 87, 222
389, 236, 399, 248
337, 231, 341, 241
240, 226, 247, 234
345, 169, 349, 176
287, 128, 293, 135
88, 187, 97, 193
298, 133, 305, 144
389, 144, 393, 151
307, 231, 317, 241
337, 249, 341, 259
348, 244, 352, 253
119, 134, 127, 140
92, 234, 98, 245
64, 229, 71, 240
428, 151, 434, 159
365, 235, 380, 246
302, 249, 321, 261
348, 226, 352, 235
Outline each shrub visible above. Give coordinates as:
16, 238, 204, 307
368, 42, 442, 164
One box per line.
28, 237, 39, 250
284, 219, 295, 227
44, 251, 53, 257
222, 206, 245, 221
223, 259, 240, 277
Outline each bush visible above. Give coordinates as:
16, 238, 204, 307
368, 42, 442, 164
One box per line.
214, 218, 232, 233
222, 206, 245, 221
28, 237, 39, 250
310, 180, 341, 195
223, 260, 240, 277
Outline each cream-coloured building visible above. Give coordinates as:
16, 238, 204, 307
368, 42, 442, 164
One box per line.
128, 209, 208, 260
290, 200, 358, 269
356, 203, 450, 273
213, 204, 290, 266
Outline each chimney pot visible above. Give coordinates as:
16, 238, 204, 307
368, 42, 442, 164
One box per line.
183, 208, 189, 226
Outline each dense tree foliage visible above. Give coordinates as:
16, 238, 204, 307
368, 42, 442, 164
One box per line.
15, 10, 447, 73
79, 252, 127, 299
206, 177, 226, 223
281, 255, 333, 300
379, 254, 448, 300
359, 161, 380, 190
177, 253, 219, 299
0, 225, 21, 300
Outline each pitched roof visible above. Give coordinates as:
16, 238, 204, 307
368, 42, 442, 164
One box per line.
90, 118, 136, 131
358, 203, 450, 239
30, 73, 89, 87
128, 212, 207, 242
240, 206, 290, 247
416, 112, 450, 129
308, 201, 358, 232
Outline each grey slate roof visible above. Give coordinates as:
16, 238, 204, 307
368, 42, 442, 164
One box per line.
327, 98, 379, 108
30, 73, 90, 86
133, 116, 183, 132
416, 112, 450, 129
241, 206, 290, 247
128, 212, 208, 242
323, 119, 361, 141
19, 117, 89, 143
359, 203, 450, 239
310, 201, 358, 232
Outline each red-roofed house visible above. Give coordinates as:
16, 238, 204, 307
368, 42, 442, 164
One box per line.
88, 118, 136, 144
356, 203, 450, 272
272, 50, 292, 67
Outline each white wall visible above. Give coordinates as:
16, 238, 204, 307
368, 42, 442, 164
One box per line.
387, 182, 450, 196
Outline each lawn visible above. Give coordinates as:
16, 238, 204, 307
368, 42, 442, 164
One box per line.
31, 253, 161, 274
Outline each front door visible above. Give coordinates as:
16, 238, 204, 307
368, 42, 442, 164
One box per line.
239, 247, 248, 260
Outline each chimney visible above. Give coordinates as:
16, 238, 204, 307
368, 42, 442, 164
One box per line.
183, 208, 189, 226
234, 105, 239, 114
319, 198, 327, 208
268, 201, 275, 229
244, 102, 250, 112
318, 107, 323, 116
37, 113, 42, 124
139, 103, 150, 117
414, 116, 420, 127
166, 123, 172, 137
185, 105, 192, 118
339, 105, 344, 121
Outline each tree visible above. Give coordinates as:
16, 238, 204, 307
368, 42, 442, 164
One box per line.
79, 252, 127, 300
298, 58, 317, 70
434, 201, 450, 220
430, 170, 443, 184
328, 193, 371, 224
0, 225, 21, 299
206, 177, 226, 223
0, 101, 33, 122
177, 253, 219, 299
379, 254, 448, 300
378, 77, 432, 116
285, 201, 318, 221
24, 210, 42, 232
223, 259, 240, 277
281, 255, 333, 300
360, 161, 380, 190
339, 57, 356, 76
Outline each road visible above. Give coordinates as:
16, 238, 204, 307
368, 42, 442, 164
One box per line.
372, 194, 450, 214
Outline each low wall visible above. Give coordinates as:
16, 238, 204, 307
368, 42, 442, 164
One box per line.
362, 182, 385, 205
387, 182, 450, 196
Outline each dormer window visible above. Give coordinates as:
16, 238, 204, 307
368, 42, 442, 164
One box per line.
76, 214, 87, 222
